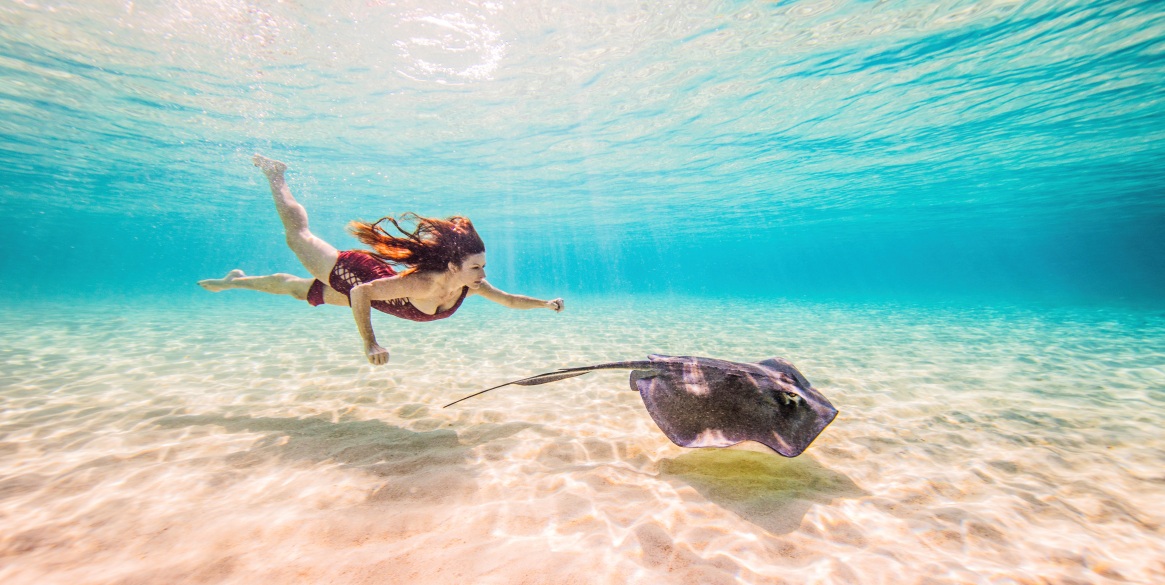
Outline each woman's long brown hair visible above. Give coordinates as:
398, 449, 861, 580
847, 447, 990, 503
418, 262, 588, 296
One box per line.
348, 213, 485, 274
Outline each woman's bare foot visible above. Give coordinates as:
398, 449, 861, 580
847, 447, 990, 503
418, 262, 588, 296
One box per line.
198, 269, 246, 292
252, 154, 287, 177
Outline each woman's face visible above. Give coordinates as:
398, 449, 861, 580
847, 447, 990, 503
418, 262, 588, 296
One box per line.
452, 252, 487, 289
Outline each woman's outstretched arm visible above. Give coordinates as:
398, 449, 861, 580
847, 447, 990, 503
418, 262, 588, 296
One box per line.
472, 281, 564, 312
349, 275, 431, 365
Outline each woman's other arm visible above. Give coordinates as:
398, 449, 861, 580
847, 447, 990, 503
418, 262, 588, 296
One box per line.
472, 280, 564, 312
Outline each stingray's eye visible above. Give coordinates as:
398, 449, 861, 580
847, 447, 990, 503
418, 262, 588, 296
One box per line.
765, 387, 799, 406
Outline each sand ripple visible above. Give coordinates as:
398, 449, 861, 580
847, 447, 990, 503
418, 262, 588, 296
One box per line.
1, 297, 1162, 584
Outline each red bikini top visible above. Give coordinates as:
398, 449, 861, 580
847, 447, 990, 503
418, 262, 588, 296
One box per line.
371, 287, 468, 322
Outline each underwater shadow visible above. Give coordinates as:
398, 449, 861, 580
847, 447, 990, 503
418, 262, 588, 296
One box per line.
154, 414, 501, 503
659, 449, 866, 535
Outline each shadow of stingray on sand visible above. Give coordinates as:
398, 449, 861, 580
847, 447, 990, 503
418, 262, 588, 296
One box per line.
153, 414, 500, 503
659, 449, 866, 535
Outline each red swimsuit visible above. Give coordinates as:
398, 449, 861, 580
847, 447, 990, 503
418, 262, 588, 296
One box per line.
306, 250, 467, 322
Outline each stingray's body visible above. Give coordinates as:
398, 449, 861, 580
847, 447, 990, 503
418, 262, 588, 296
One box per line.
445, 354, 838, 457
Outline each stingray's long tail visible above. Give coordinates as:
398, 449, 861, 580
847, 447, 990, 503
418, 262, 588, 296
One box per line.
442, 370, 591, 408
442, 361, 655, 408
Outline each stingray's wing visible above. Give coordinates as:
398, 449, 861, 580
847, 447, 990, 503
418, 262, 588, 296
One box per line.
756, 357, 812, 387
442, 361, 656, 408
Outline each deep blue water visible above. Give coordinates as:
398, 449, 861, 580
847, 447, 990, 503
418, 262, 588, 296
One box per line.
1, 0, 1162, 305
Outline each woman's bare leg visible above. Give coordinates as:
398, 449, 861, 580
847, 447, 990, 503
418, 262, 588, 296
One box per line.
198, 270, 314, 300
253, 154, 340, 283
199, 270, 352, 306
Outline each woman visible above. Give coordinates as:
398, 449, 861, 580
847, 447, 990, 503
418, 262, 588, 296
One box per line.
199, 155, 564, 365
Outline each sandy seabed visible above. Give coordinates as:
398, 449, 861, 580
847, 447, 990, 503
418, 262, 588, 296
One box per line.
1, 295, 1162, 584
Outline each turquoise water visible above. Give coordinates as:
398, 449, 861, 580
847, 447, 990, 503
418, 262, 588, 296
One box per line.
2, 1, 1164, 583
2, 0, 1163, 302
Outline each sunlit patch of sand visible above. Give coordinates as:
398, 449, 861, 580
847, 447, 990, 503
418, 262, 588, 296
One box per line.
0, 297, 1162, 584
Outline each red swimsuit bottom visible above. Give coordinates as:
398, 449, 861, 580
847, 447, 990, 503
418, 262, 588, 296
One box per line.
306, 250, 467, 322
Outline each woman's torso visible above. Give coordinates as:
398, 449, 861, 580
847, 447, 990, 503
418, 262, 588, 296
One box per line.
405, 284, 467, 315
327, 250, 469, 322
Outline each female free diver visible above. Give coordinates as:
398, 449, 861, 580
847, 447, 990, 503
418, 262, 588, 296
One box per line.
199, 155, 565, 365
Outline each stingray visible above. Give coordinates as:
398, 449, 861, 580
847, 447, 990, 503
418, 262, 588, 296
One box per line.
444, 354, 838, 457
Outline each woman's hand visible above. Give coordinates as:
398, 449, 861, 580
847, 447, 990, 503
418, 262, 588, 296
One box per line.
546, 298, 565, 313
365, 341, 390, 365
